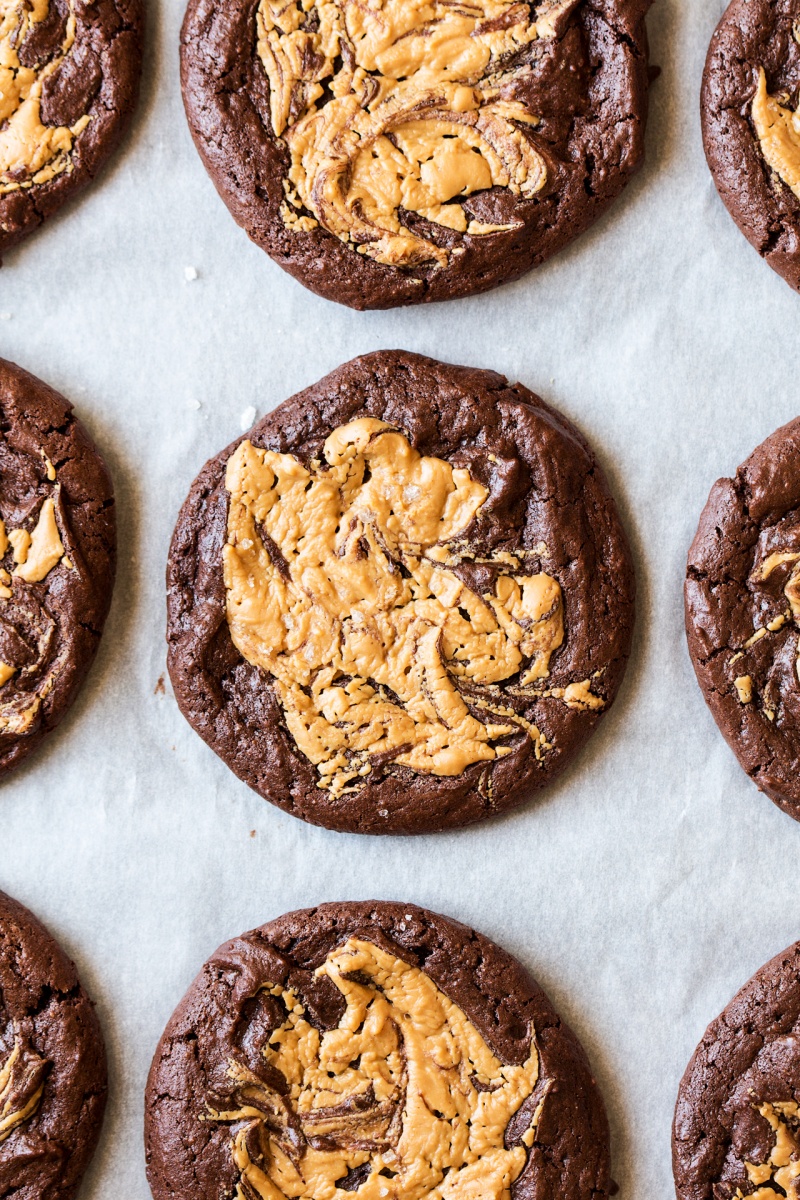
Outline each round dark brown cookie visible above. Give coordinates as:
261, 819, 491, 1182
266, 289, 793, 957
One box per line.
685, 417, 800, 822
0, 359, 116, 776
166, 351, 635, 835
0, 889, 107, 1200
701, 0, 800, 294
0, 0, 144, 260
180, 0, 652, 310
673, 941, 800, 1200
145, 900, 611, 1200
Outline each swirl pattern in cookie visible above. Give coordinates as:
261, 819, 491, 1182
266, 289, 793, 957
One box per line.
180, 0, 652, 308
258, 0, 563, 268
0, 1035, 48, 1146
204, 936, 543, 1200
0, 0, 144, 257
0, 0, 90, 195
145, 902, 612, 1200
223, 418, 594, 797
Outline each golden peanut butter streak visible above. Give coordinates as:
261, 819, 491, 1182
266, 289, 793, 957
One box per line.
733, 1100, 800, 1199
205, 937, 546, 1200
0, 487, 73, 734
223, 418, 603, 797
752, 66, 800, 201
0, 1035, 48, 1144
729, 548, 800, 713
0, 0, 91, 195
256, 0, 579, 267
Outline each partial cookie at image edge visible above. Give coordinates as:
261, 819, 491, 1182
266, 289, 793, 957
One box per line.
0, 889, 108, 1200
144, 900, 612, 1200
0, 0, 145, 260
179, 0, 652, 309
673, 940, 800, 1200
701, 0, 800, 293
686, 416, 800, 822
0, 358, 117, 777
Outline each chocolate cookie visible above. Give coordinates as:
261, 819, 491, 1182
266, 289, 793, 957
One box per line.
685, 417, 800, 822
0, 889, 107, 1200
166, 351, 635, 835
180, 0, 652, 310
0, 359, 116, 776
145, 900, 611, 1200
701, 0, 800, 293
0, 0, 144, 260
673, 940, 800, 1200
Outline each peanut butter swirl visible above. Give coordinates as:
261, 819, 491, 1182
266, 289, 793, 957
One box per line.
223, 418, 603, 798
257, 0, 580, 267
0, 488, 72, 736
0, 1033, 48, 1145
733, 1100, 800, 1199
752, 67, 800, 202
730, 547, 800, 712
205, 937, 545, 1200
0, 0, 91, 195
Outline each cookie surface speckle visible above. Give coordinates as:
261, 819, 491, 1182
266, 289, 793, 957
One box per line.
0, 890, 107, 1200
145, 901, 611, 1200
166, 351, 635, 835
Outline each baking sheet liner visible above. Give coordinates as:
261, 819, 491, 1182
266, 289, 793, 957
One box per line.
3, 0, 800, 1194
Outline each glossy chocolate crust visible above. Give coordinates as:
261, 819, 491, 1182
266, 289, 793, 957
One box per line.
0, 0, 144, 260
673, 941, 800, 1200
686, 417, 800, 822
701, 0, 800, 293
179, 0, 651, 310
0, 359, 116, 776
0, 890, 107, 1200
166, 351, 635, 835
145, 901, 611, 1200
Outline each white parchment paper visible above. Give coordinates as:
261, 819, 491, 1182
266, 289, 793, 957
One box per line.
3, 0, 800, 1194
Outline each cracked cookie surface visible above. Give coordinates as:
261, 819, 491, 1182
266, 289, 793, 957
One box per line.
673, 940, 800, 1200
702, 0, 800, 293
166, 351, 635, 835
0, 0, 144, 259
0, 358, 116, 777
145, 901, 611, 1200
686, 417, 800, 823
179, 0, 651, 309
0, 889, 107, 1200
